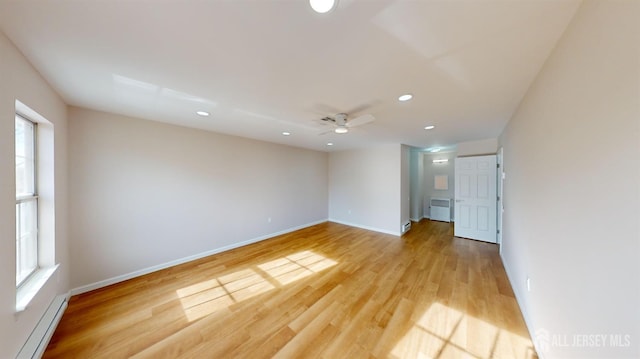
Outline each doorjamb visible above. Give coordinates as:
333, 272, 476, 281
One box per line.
497, 147, 504, 253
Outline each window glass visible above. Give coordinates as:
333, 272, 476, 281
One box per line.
15, 115, 38, 286
15, 117, 35, 197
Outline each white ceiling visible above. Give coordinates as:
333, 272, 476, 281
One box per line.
0, 0, 580, 152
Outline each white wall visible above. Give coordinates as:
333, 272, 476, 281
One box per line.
422, 152, 456, 220
400, 145, 410, 231
328, 145, 403, 235
0, 31, 69, 357
456, 138, 498, 157
68, 107, 328, 290
499, 0, 639, 357
409, 149, 424, 221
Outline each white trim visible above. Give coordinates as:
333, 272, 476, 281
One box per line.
70, 219, 328, 295
410, 217, 422, 222
497, 146, 504, 253
328, 219, 401, 237
500, 251, 541, 358
16, 100, 50, 125
423, 215, 455, 223
16, 265, 60, 312
17, 293, 68, 359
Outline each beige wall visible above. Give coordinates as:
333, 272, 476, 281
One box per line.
422, 152, 456, 220
0, 31, 70, 357
499, 0, 640, 357
68, 107, 328, 290
400, 145, 411, 232
328, 145, 403, 235
456, 138, 498, 157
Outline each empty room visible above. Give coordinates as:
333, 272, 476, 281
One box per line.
0, 0, 638, 358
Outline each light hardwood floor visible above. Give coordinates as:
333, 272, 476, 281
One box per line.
44, 220, 537, 359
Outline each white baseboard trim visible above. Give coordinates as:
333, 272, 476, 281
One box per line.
328, 219, 401, 237
70, 219, 328, 295
500, 251, 541, 358
423, 215, 455, 223
410, 217, 422, 222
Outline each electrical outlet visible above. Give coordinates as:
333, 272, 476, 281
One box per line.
267, 217, 272, 223
527, 277, 531, 292
348, 209, 352, 215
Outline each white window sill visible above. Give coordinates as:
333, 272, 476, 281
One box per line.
16, 265, 59, 313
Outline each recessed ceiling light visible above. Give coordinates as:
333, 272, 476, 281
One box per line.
282, 131, 291, 136
310, 0, 337, 13
398, 94, 413, 102
196, 111, 209, 117
334, 127, 348, 134
430, 148, 441, 153
424, 125, 435, 130
327, 142, 334, 146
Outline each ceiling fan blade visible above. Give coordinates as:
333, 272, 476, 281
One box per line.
314, 117, 334, 126
347, 114, 375, 128
318, 129, 334, 136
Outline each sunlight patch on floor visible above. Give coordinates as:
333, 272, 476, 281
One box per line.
176, 250, 337, 321
391, 302, 536, 359
258, 250, 337, 286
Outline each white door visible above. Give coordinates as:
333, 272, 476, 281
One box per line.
454, 155, 497, 243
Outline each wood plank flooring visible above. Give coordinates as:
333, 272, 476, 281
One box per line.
44, 220, 537, 358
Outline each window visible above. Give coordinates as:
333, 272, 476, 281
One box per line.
15, 115, 38, 287
14, 101, 58, 312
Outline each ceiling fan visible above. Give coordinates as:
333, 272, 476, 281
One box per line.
318, 113, 375, 135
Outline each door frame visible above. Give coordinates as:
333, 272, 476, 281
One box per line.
497, 147, 504, 252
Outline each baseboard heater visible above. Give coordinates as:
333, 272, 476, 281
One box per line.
17, 294, 68, 359
402, 221, 411, 233
430, 198, 451, 222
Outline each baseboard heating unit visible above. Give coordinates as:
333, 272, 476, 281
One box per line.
430, 198, 451, 222
17, 294, 68, 359
402, 221, 411, 233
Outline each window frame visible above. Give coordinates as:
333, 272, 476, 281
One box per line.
15, 114, 39, 288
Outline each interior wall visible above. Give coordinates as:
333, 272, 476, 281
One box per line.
0, 31, 69, 357
400, 145, 410, 231
68, 107, 329, 290
456, 138, 498, 157
409, 149, 424, 221
328, 144, 402, 235
499, 0, 639, 357
422, 152, 456, 220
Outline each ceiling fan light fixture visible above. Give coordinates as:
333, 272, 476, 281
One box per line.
424, 125, 435, 130
334, 127, 348, 134
310, 0, 337, 13
196, 111, 210, 117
